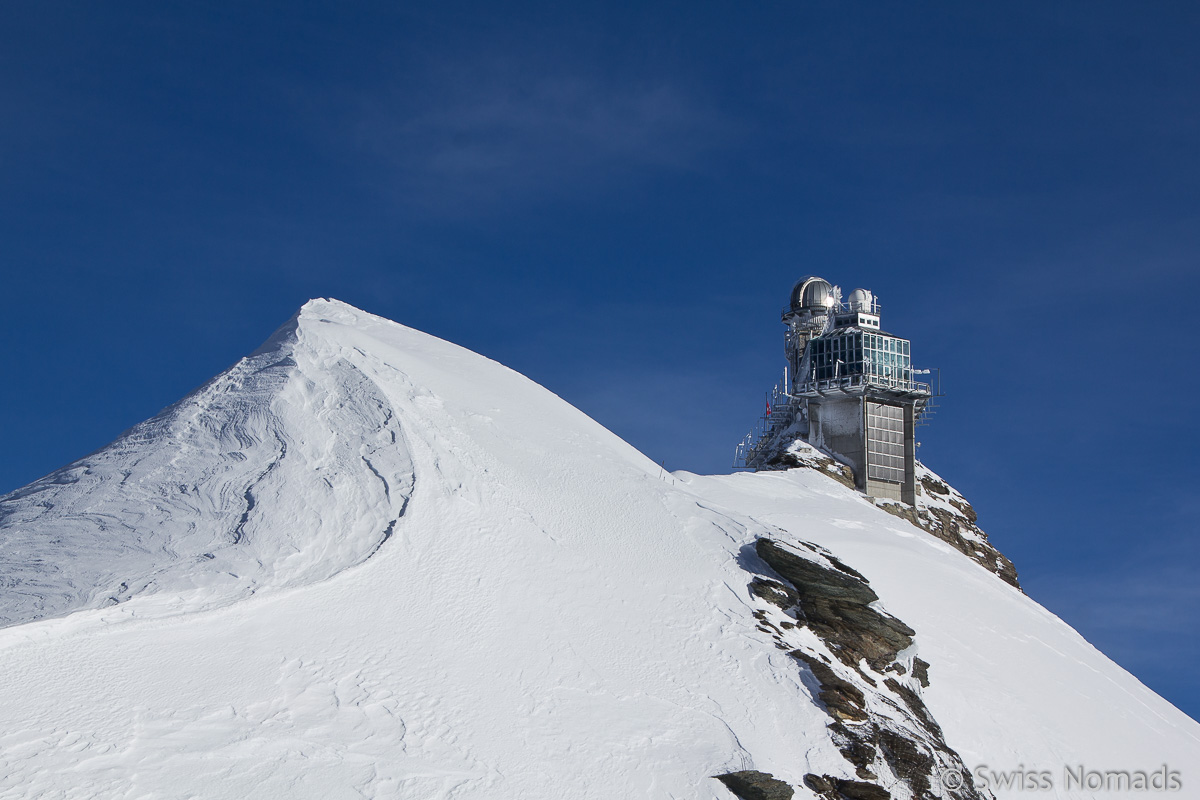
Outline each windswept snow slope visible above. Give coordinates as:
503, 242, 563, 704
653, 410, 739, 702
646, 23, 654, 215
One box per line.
0, 310, 413, 627
0, 299, 1196, 799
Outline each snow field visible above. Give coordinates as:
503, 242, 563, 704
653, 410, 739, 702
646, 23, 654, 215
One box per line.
0, 299, 1197, 799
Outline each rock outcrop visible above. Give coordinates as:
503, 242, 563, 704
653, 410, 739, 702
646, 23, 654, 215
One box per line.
715, 770, 795, 800
726, 536, 991, 800
760, 435, 857, 491
875, 464, 1020, 589
753, 538, 914, 672
760, 436, 1020, 590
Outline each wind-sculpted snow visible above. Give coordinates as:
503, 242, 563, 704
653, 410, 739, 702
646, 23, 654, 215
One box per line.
0, 308, 414, 627
0, 299, 1197, 799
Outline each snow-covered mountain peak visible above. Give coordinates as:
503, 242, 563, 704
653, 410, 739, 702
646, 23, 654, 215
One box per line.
1, 302, 1198, 799
0, 297, 655, 630
298, 295, 378, 322
0, 298, 424, 628
289, 297, 386, 339
250, 298, 429, 359
250, 297, 410, 358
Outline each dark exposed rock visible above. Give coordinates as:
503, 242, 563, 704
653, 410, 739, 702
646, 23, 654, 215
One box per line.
884, 678, 942, 735
749, 536, 989, 800
804, 774, 892, 800
821, 553, 869, 583
715, 770, 795, 800
755, 538, 914, 671
832, 778, 892, 800
803, 774, 836, 796
912, 658, 930, 688
749, 577, 799, 610
920, 474, 950, 496
828, 722, 877, 776
753, 609, 783, 635
878, 469, 1021, 590
792, 651, 868, 722
756, 539, 877, 604
878, 728, 935, 798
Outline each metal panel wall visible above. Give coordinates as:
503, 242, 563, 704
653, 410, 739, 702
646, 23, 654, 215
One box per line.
866, 402, 905, 484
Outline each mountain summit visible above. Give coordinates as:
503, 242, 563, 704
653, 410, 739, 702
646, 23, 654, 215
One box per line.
1, 299, 1196, 799
1, 299, 414, 626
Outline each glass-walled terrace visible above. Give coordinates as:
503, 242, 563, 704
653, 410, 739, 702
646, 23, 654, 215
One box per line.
806, 331, 913, 390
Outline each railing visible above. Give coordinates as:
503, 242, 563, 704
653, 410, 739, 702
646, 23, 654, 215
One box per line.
733, 432, 754, 468
734, 361, 935, 467
796, 373, 930, 396
781, 298, 882, 318
733, 381, 800, 468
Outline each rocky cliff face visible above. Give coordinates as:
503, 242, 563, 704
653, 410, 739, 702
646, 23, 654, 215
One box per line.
762, 438, 1020, 590
716, 537, 990, 800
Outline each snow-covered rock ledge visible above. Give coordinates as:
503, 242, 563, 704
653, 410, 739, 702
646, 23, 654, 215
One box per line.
765, 438, 1020, 589
875, 463, 1020, 590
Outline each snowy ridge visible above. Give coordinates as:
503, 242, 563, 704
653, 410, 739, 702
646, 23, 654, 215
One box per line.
0, 301, 414, 626
0, 298, 1197, 799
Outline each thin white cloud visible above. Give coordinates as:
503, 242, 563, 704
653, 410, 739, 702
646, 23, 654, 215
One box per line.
351, 65, 734, 215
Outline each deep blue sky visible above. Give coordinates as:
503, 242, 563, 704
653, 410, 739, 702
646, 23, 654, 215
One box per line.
3, 3, 1199, 722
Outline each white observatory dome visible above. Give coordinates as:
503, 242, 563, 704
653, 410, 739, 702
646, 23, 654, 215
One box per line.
848, 288, 875, 313
789, 276, 834, 312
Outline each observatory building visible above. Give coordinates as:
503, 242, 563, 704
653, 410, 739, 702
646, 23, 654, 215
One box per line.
737, 277, 933, 506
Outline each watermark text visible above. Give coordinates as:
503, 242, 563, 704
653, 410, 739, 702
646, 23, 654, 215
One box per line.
936, 764, 1183, 793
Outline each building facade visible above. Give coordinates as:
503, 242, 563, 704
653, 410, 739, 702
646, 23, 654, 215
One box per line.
738, 276, 932, 506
